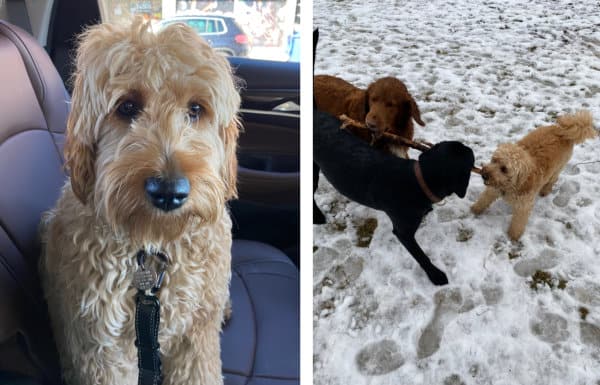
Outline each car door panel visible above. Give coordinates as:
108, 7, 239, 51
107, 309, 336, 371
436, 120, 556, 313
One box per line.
227, 57, 300, 265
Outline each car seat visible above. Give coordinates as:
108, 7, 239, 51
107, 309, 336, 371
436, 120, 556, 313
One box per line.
0, 20, 299, 385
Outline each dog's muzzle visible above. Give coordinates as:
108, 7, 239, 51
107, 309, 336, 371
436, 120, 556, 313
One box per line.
481, 169, 490, 184
144, 176, 190, 211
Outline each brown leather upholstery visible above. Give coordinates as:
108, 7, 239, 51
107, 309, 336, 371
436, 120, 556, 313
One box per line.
0, 20, 66, 383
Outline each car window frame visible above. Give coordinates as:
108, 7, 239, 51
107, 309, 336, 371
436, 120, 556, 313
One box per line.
177, 16, 229, 36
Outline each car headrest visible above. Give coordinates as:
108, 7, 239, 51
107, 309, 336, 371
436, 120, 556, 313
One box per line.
0, 20, 69, 141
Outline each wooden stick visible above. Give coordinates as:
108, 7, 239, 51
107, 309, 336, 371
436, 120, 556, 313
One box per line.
338, 114, 483, 175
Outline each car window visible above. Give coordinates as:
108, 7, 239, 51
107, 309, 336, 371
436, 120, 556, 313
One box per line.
206, 19, 216, 33
216, 19, 225, 33
188, 19, 207, 33
97, 0, 301, 62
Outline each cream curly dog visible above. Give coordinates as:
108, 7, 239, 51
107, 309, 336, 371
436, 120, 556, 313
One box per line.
40, 19, 240, 385
471, 110, 596, 241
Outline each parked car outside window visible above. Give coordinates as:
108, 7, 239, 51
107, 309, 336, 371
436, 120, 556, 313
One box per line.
98, 0, 300, 62
157, 15, 250, 57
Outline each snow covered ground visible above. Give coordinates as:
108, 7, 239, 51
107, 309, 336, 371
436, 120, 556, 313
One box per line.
313, 1, 600, 384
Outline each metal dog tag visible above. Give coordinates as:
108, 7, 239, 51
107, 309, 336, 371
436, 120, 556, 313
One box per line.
133, 267, 157, 292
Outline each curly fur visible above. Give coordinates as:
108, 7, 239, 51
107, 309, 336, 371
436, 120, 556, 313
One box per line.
40, 18, 240, 385
471, 110, 597, 240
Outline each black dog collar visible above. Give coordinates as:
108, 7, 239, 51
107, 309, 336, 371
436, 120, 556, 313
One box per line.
414, 162, 441, 203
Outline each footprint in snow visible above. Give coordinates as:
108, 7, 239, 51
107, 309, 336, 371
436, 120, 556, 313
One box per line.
355, 339, 404, 376
436, 207, 458, 223
566, 280, 600, 307
330, 256, 364, 289
530, 312, 569, 343
583, 162, 600, 174
481, 283, 504, 305
416, 287, 463, 359
443, 374, 466, 385
580, 322, 600, 348
552, 180, 580, 207
563, 165, 580, 176
513, 248, 559, 277
313, 246, 341, 277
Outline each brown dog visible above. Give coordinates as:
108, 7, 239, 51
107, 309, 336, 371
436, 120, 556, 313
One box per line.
471, 110, 596, 240
314, 75, 425, 157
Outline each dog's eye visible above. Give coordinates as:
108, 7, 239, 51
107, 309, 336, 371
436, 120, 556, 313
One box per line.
117, 100, 141, 119
188, 103, 203, 122
501, 166, 508, 173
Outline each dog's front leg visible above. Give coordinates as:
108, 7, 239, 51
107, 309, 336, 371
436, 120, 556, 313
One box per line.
162, 316, 224, 385
391, 219, 449, 286
471, 187, 500, 215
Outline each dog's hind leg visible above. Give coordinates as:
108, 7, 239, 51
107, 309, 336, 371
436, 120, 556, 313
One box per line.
539, 171, 560, 197
313, 162, 326, 224
391, 219, 449, 285
471, 187, 500, 215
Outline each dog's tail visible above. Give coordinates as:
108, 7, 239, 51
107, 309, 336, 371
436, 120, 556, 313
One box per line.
556, 110, 597, 143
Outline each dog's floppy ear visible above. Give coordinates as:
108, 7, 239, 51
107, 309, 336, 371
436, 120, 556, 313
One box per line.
410, 96, 425, 126
453, 166, 471, 198
451, 143, 474, 198
64, 25, 116, 204
64, 117, 96, 204
64, 70, 97, 205
221, 118, 240, 200
345, 89, 368, 122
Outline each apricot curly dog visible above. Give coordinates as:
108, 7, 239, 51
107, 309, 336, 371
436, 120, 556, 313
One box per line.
40, 19, 240, 385
471, 110, 596, 241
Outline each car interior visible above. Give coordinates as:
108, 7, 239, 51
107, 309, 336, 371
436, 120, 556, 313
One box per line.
0, 0, 299, 384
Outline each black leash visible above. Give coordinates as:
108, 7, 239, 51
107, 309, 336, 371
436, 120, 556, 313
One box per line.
133, 250, 169, 385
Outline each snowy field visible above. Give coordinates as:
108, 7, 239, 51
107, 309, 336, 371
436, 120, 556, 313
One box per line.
313, 1, 600, 384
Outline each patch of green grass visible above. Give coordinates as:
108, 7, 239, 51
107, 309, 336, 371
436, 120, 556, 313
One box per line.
356, 218, 378, 248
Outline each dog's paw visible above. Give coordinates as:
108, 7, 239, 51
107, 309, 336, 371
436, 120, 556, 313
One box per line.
427, 269, 449, 286
470, 203, 484, 215
507, 227, 524, 242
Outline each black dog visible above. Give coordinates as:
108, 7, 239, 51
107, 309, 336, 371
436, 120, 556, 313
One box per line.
313, 111, 474, 285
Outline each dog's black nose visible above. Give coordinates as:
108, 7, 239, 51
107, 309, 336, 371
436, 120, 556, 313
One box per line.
481, 172, 489, 181
144, 176, 190, 211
